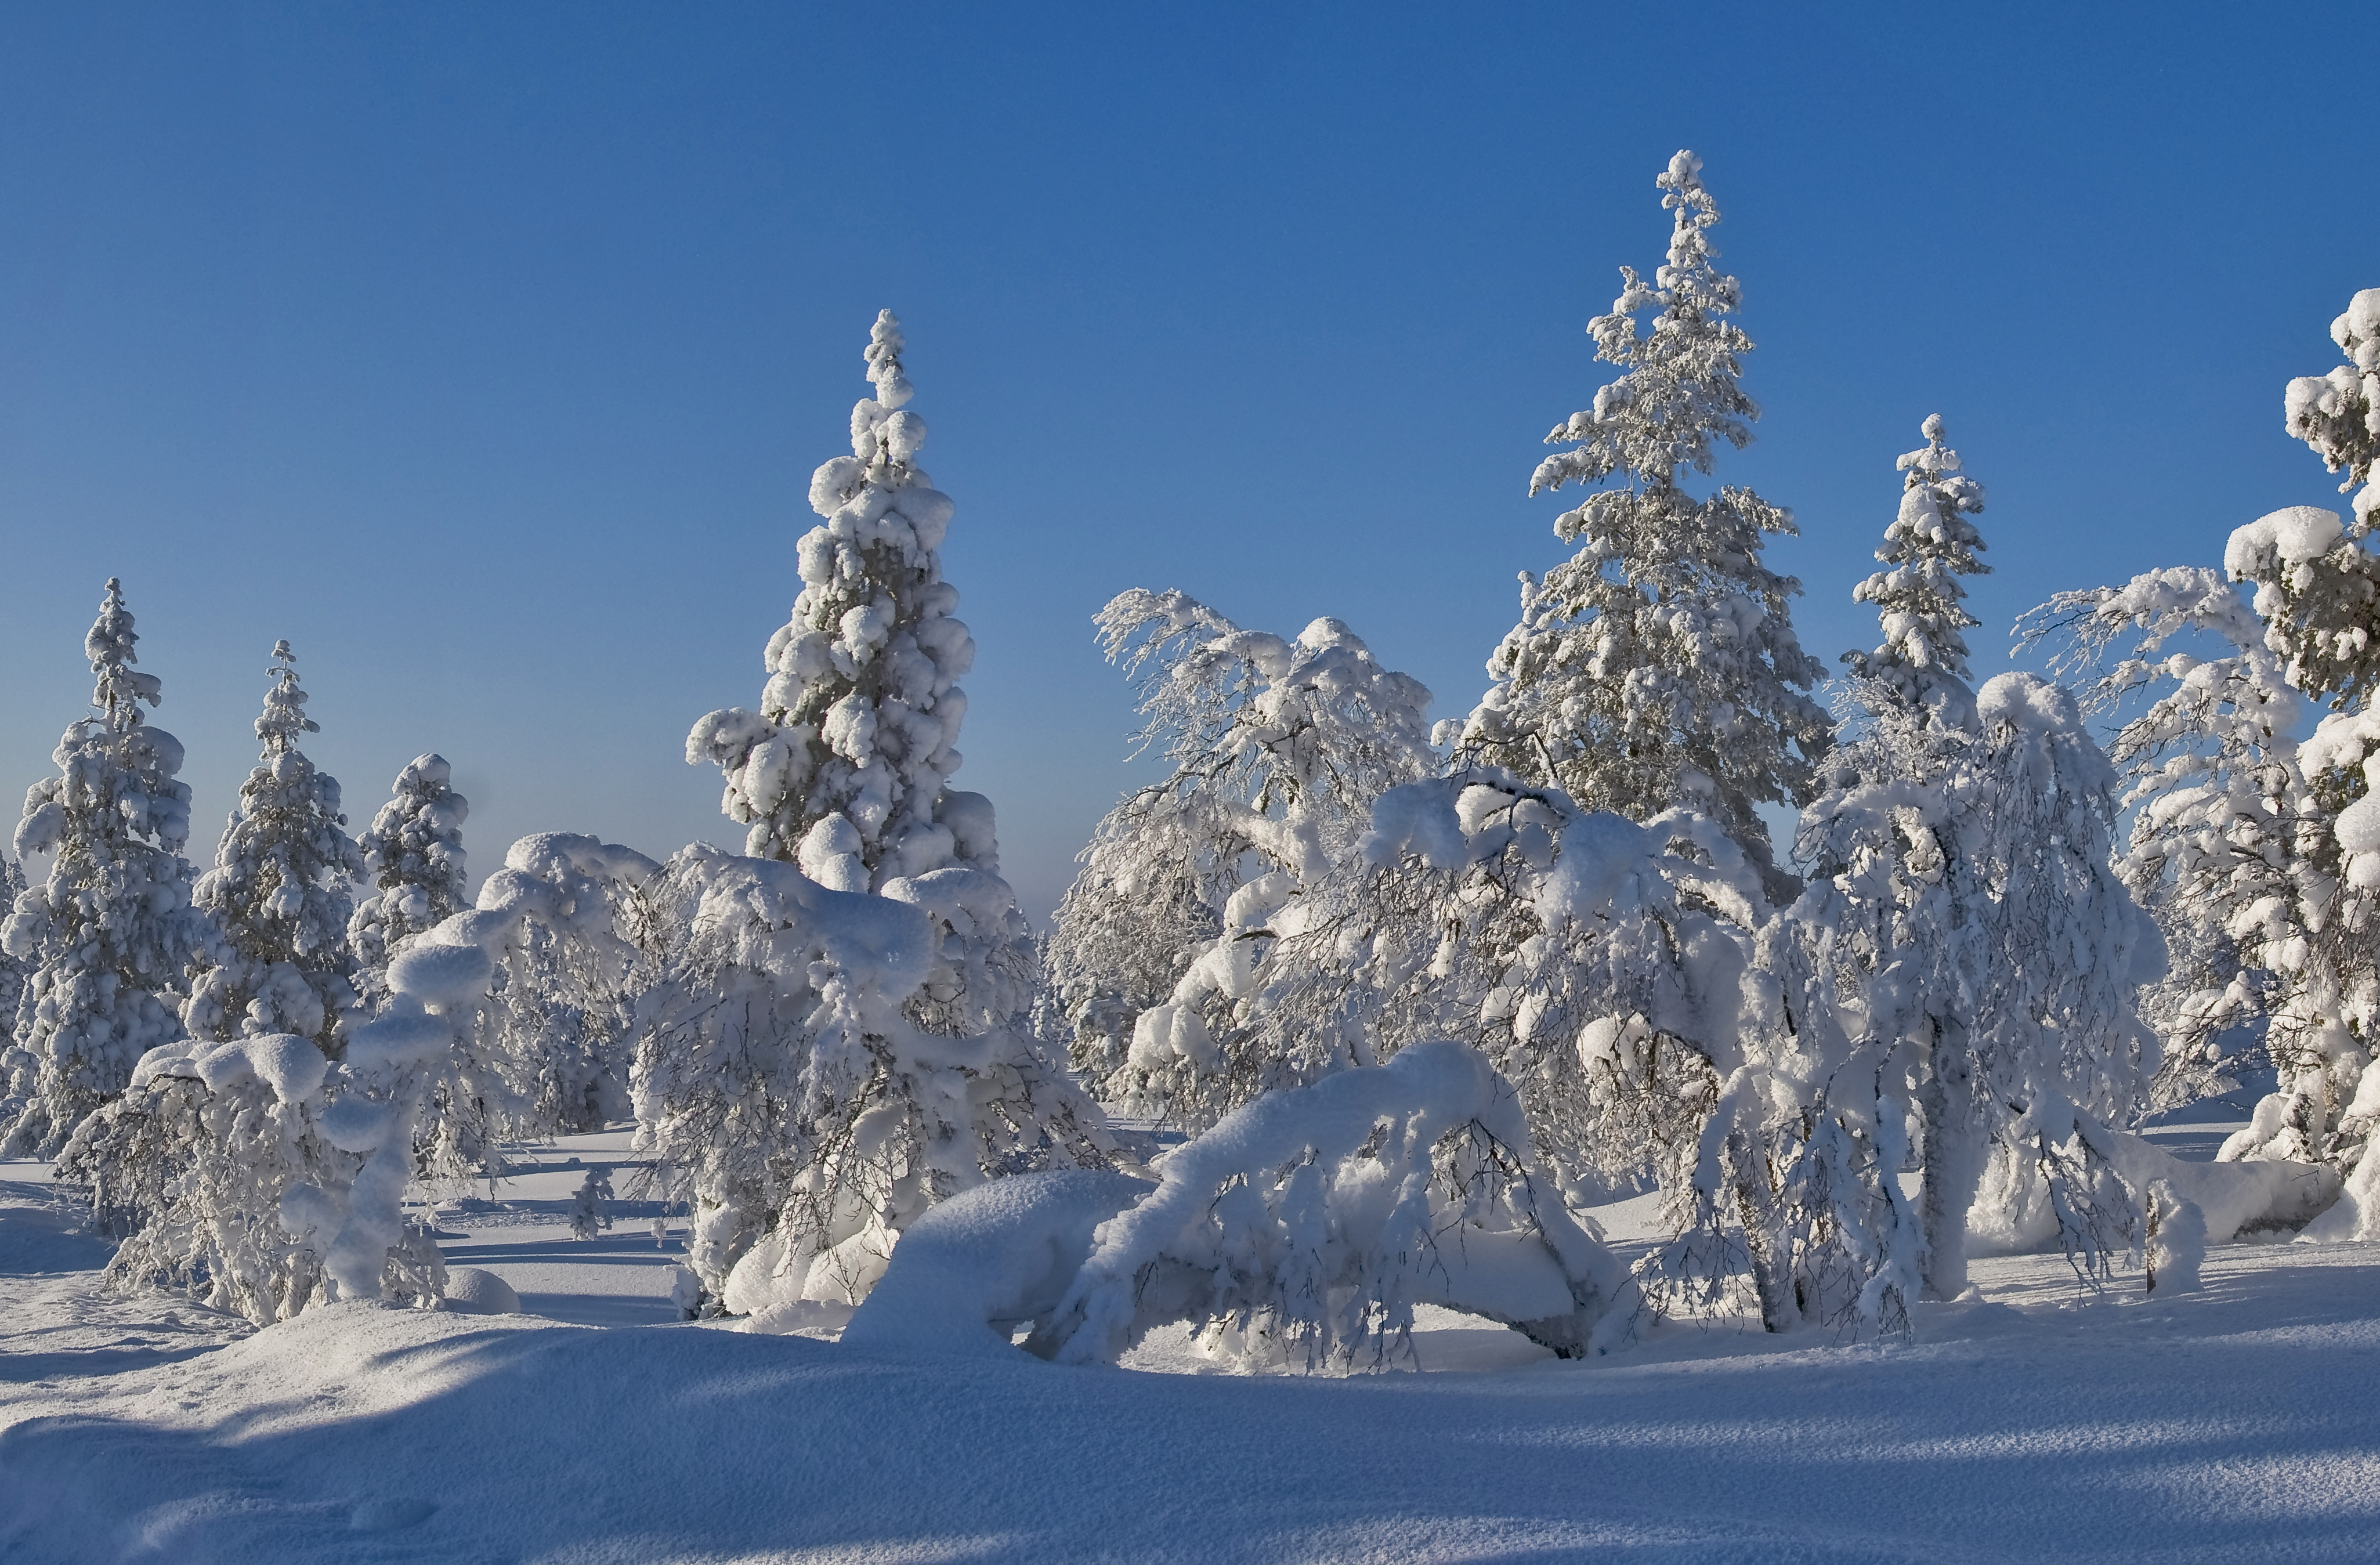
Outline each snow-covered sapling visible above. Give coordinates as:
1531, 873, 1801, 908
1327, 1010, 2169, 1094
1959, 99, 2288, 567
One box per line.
1846, 415, 1991, 727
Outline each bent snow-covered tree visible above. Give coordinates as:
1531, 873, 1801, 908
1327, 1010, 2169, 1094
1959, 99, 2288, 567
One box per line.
688, 309, 1032, 1036
1846, 415, 1991, 727
1048, 590, 1433, 1116
1456, 150, 1828, 901
2021, 564, 2314, 1111
1795, 673, 2167, 1304
349, 753, 469, 1007
184, 642, 364, 1056
1, 581, 211, 1158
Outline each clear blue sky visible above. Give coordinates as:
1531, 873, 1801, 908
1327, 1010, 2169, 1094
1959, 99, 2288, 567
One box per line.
2, 3, 2374, 922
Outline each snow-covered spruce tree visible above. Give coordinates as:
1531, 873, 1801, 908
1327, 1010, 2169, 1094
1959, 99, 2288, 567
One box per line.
1455, 150, 1828, 902
349, 753, 469, 1009
1048, 590, 1434, 1118
688, 310, 1032, 1036
1845, 415, 1991, 727
183, 642, 364, 1056
1794, 673, 2167, 1296
635, 844, 1115, 1324
0, 581, 211, 1158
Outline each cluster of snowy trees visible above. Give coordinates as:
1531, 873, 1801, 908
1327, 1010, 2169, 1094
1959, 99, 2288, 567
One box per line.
6, 154, 2375, 1367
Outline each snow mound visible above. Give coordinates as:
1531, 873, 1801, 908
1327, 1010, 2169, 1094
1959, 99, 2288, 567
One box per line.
841, 1169, 1155, 1358
442, 1267, 522, 1315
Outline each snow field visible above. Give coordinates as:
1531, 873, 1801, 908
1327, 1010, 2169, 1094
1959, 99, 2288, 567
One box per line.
9, 1123, 2380, 1563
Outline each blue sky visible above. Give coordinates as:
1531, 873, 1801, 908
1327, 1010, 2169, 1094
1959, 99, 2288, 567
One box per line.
2, 3, 2374, 921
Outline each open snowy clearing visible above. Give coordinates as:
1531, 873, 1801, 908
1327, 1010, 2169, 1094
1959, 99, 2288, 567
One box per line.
6, 1128, 2378, 1564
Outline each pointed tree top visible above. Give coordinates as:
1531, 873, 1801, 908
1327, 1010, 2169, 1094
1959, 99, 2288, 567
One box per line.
866, 309, 913, 411
86, 577, 162, 728
256, 639, 319, 754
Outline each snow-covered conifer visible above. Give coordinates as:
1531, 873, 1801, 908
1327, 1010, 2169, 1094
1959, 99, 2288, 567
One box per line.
688, 310, 1032, 1035
1455, 150, 1828, 900
183, 642, 365, 1054
1048, 590, 1433, 1114
349, 754, 469, 1005
0, 581, 210, 1158
1846, 416, 1991, 725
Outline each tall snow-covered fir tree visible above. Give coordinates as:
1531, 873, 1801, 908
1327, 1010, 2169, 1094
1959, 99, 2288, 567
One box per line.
688, 309, 1032, 1034
183, 642, 366, 1055
1455, 150, 1828, 900
1846, 415, 1991, 726
349, 753, 469, 1006
0, 580, 212, 1157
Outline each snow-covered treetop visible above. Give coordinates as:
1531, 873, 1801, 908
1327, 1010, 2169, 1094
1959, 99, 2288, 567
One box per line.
1531, 150, 1752, 505
1457, 151, 1825, 897
186, 641, 363, 1049
255, 641, 318, 753
358, 755, 468, 905
16, 580, 191, 862
688, 309, 981, 888
2283, 288, 2380, 533
1846, 416, 1991, 721
86, 577, 164, 730
349, 754, 470, 989
1095, 588, 1433, 879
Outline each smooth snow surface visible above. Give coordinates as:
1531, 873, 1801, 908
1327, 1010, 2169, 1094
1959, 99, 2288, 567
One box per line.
9, 1135, 2380, 1562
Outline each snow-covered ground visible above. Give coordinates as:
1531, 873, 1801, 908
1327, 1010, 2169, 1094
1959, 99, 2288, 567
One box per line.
5, 1127, 2379, 1563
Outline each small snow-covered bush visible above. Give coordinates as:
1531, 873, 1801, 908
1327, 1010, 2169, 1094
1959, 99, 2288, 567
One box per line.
60, 1032, 442, 1324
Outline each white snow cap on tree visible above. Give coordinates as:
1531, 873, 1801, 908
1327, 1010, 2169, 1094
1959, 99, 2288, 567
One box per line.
689, 310, 1031, 1033
349, 753, 469, 990
1846, 415, 1991, 727
1456, 150, 1828, 900
185, 642, 366, 1054
2283, 287, 2380, 535
1, 580, 210, 1157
